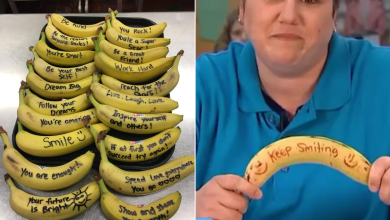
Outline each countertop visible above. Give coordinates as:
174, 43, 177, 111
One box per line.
0, 12, 195, 220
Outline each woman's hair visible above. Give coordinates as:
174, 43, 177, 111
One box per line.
214, 9, 240, 53
333, 0, 339, 15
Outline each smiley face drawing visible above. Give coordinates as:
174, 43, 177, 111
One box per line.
254, 160, 268, 176
77, 130, 86, 141
344, 153, 358, 168
70, 186, 92, 211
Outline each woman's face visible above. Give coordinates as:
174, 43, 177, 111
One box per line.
230, 20, 247, 42
240, 0, 335, 67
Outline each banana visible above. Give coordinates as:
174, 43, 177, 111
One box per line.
18, 83, 99, 135
87, 91, 183, 134
30, 46, 96, 83
35, 32, 95, 67
92, 36, 175, 83
244, 136, 372, 187
45, 14, 97, 51
25, 89, 91, 116
0, 128, 95, 191
83, 118, 180, 162
26, 60, 99, 100
101, 50, 183, 97
16, 119, 110, 157
51, 13, 106, 37
92, 173, 181, 220
96, 130, 194, 195
105, 15, 170, 50
91, 71, 178, 113
108, 8, 167, 38
97, 27, 169, 64
5, 174, 100, 220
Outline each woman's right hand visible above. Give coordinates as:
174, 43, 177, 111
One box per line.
196, 174, 263, 220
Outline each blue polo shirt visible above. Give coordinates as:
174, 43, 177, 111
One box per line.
196, 33, 390, 220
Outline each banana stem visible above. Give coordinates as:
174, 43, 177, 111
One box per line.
0, 127, 13, 149
30, 48, 40, 61
98, 132, 109, 163
98, 29, 105, 42
97, 177, 110, 194
25, 89, 32, 96
88, 93, 101, 109
87, 122, 99, 144
91, 37, 102, 53
109, 11, 116, 20
27, 63, 34, 73
92, 71, 99, 83
106, 19, 113, 29
4, 174, 16, 191
172, 53, 183, 71
40, 32, 46, 42
46, 15, 52, 25
19, 89, 26, 106
17, 121, 24, 132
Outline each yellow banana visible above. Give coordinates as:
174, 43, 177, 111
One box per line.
105, 15, 170, 50
244, 136, 372, 187
88, 91, 183, 134
26, 61, 99, 100
92, 36, 175, 83
101, 50, 183, 97
91, 71, 178, 113
34, 32, 94, 67
92, 173, 181, 220
51, 13, 106, 37
45, 14, 97, 51
84, 118, 180, 162
96, 130, 194, 195
25, 89, 91, 116
16, 119, 110, 157
1, 128, 95, 191
18, 84, 99, 135
98, 27, 169, 64
30, 46, 96, 83
5, 174, 100, 220
108, 8, 167, 38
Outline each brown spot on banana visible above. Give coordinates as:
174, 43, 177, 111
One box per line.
99, 110, 108, 119
26, 112, 34, 121
168, 72, 175, 82
7, 156, 20, 171
7, 155, 18, 164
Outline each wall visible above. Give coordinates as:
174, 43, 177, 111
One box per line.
0, 0, 8, 13
196, 0, 240, 57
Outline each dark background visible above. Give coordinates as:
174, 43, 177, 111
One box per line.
1, 0, 194, 14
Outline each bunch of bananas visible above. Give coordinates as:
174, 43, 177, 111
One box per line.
2, 8, 193, 220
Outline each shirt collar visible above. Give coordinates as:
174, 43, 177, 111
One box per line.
237, 32, 352, 113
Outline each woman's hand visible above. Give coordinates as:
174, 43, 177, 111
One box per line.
196, 174, 263, 220
369, 156, 390, 204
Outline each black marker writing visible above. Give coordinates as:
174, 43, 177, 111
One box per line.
119, 205, 137, 216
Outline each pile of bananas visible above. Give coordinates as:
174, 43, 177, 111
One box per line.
1, 8, 194, 220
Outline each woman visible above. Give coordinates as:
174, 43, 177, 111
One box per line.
196, 0, 390, 219
214, 9, 247, 53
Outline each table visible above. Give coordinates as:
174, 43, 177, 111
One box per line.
0, 12, 195, 220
